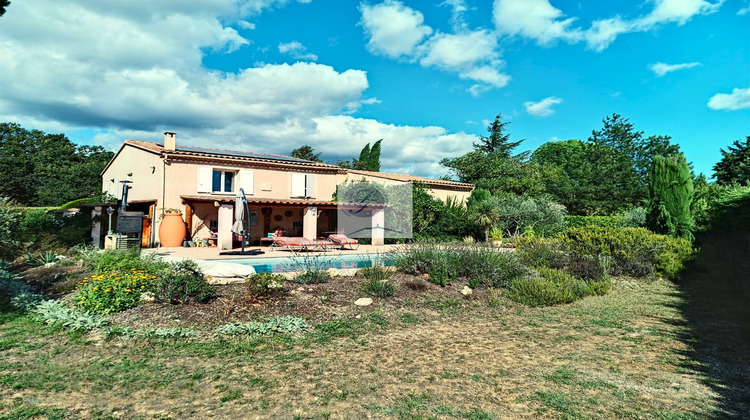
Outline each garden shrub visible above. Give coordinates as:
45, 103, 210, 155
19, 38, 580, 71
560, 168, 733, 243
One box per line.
617, 207, 647, 228
506, 267, 611, 307
74, 269, 155, 314
515, 237, 566, 268
392, 242, 528, 288
151, 260, 215, 304
216, 316, 308, 336
564, 254, 608, 282
246, 273, 286, 298
34, 299, 108, 330
558, 227, 693, 280
565, 215, 621, 230
294, 270, 329, 284
87, 249, 170, 274
362, 277, 395, 298
361, 266, 395, 297
0, 197, 23, 259
495, 194, 567, 238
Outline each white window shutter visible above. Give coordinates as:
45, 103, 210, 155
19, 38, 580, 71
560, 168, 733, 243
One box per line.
291, 173, 305, 197
197, 167, 212, 193
305, 175, 315, 198
239, 170, 254, 195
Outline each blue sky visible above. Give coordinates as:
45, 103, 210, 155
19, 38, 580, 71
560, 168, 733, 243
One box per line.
0, 0, 748, 179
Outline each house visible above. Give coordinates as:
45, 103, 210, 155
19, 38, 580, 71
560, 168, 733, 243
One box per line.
338, 169, 473, 204
100, 132, 473, 249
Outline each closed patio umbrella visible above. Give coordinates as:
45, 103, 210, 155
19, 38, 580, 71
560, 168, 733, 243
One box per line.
232, 188, 249, 252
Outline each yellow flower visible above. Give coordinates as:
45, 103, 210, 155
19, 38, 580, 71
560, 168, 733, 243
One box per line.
93, 287, 98, 290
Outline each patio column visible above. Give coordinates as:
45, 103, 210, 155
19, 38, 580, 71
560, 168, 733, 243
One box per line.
303, 206, 318, 240
91, 206, 102, 249
371, 208, 385, 246
218, 203, 233, 250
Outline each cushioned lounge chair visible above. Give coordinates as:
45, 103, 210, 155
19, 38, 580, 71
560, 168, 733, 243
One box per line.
328, 234, 360, 250
270, 237, 332, 252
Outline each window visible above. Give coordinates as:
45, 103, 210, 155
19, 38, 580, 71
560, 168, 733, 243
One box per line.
212, 170, 235, 193
291, 173, 315, 198
197, 167, 253, 194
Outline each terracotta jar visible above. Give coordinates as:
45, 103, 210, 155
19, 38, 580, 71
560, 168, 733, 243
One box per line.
158, 213, 186, 247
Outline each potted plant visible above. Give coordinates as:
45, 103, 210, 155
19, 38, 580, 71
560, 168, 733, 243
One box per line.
489, 227, 504, 248
158, 208, 186, 247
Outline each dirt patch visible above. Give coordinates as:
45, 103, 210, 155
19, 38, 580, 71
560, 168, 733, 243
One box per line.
107, 272, 477, 329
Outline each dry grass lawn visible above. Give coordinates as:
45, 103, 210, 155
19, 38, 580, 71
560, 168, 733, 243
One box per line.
2, 273, 732, 419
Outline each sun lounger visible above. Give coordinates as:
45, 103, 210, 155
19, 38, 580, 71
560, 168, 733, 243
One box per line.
270, 237, 332, 252
328, 234, 360, 250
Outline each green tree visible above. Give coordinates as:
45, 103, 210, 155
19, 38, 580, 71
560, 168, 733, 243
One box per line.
589, 113, 680, 183
531, 140, 641, 215
0, 0, 9, 17
338, 140, 382, 171
469, 196, 500, 242
441, 114, 553, 196
475, 114, 523, 156
647, 154, 694, 239
290, 145, 322, 162
367, 139, 382, 171
0, 122, 114, 206
713, 136, 750, 185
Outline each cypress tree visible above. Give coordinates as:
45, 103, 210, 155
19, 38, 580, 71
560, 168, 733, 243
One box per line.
368, 139, 382, 172
647, 154, 694, 240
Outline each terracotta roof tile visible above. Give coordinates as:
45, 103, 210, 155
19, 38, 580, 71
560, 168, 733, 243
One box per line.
345, 169, 474, 190
124, 140, 342, 171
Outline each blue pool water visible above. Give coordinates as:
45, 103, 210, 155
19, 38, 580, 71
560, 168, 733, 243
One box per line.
211, 253, 394, 273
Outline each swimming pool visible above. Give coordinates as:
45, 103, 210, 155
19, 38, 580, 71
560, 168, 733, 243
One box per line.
210, 253, 395, 273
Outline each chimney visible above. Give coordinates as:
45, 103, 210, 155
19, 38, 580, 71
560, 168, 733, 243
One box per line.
163, 132, 176, 151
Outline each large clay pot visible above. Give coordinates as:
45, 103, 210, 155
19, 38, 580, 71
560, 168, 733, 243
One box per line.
158, 213, 186, 247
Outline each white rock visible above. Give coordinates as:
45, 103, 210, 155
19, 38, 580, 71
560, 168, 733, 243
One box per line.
354, 298, 373, 307
461, 286, 473, 296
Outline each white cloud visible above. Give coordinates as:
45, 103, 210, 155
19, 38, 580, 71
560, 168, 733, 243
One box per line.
492, 0, 723, 51
707, 87, 750, 110
360, 3, 508, 95
278, 41, 318, 61
738, 5, 750, 15
0, 0, 479, 177
635, 0, 723, 28
493, 0, 582, 45
648, 61, 701, 76
524, 97, 563, 117
441, 0, 469, 31
359, 1, 433, 58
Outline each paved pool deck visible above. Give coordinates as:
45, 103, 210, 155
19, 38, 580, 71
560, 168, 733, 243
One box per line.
141, 244, 402, 261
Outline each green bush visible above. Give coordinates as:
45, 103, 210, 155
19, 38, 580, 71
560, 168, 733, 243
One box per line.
360, 267, 395, 297
359, 266, 392, 282
392, 242, 528, 288
565, 215, 621, 230
151, 260, 215, 304
362, 278, 395, 298
216, 316, 308, 336
0, 197, 23, 259
246, 273, 286, 298
74, 269, 155, 314
87, 249, 171, 274
294, 270, 330, 284
558, 227, 693, 280
34, 300, 108, 330
506, 267, 611, 307
495, 194, 567, 238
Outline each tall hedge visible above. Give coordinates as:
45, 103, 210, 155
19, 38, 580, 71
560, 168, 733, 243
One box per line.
647, 155, 694, 240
